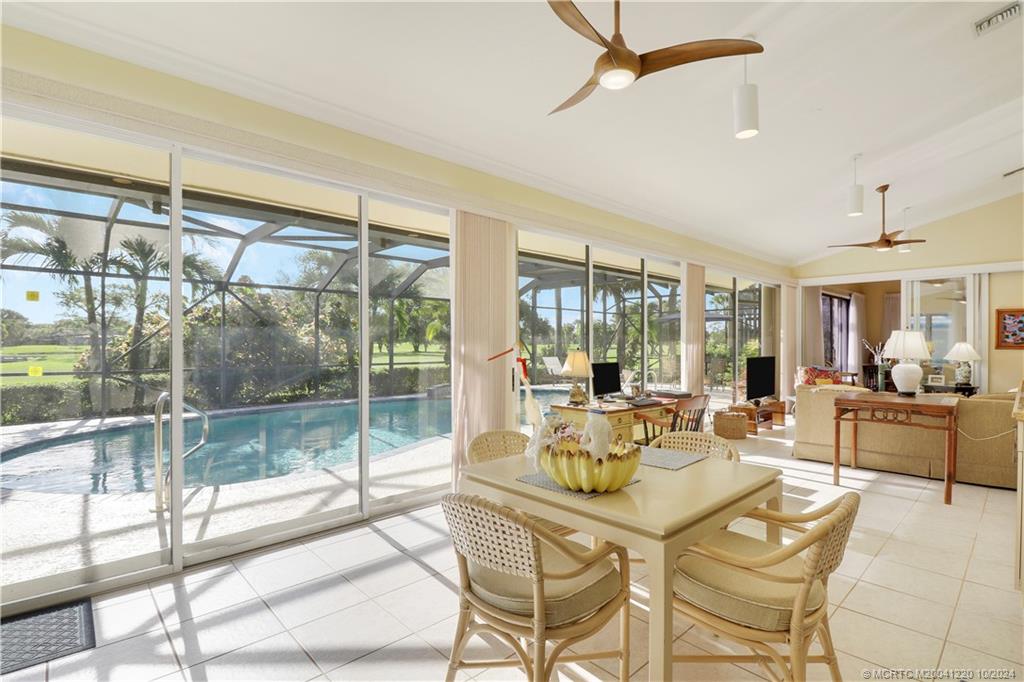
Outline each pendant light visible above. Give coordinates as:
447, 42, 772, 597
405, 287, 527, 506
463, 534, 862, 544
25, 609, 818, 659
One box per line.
898, 207, 912, 253
847, 154, 864, 217
733, 53, 759, 139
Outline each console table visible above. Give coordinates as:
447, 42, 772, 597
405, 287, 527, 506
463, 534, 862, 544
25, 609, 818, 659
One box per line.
831, 392, 959, 504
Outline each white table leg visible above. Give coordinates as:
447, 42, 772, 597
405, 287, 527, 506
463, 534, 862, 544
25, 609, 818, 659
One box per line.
645, 545, 675, 681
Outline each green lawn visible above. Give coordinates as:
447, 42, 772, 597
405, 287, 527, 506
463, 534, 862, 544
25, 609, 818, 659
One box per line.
368, 342, 447, 369
1, 344, 88, 386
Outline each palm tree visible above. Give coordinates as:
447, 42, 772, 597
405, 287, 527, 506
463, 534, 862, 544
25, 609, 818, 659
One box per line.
109, 236, 218, 408
1, 211, 104, 371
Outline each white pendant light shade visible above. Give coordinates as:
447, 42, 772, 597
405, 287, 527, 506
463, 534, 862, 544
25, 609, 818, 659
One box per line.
733, 83, 759, 139
847, 183, 864, 217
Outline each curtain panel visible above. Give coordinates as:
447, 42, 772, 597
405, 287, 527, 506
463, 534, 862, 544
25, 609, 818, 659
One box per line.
801, 285, 825, 366
847, 292, 867, 379
451, 210, 518, 487
681, 263, 706, 396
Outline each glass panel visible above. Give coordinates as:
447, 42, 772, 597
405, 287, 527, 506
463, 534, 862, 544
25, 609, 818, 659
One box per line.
913, 277, 967, 382
1, 119, 172, 599
646, 275, 681, 390
368, 203, 452, 509
180, 156, 361, 552
592, 259, 642, 394
704, 273, 735, 409
736, 279, 762, 397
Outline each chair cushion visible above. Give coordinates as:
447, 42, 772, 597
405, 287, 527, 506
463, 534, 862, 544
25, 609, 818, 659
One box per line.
674, 530, 825, 632
468, 538, 620, 627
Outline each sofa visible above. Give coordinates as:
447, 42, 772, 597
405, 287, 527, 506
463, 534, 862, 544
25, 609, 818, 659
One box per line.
793, 384, 1017, 489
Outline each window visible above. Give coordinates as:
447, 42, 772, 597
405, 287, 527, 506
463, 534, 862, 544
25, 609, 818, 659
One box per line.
518, 253, 586, 385
822, 293, 850, 370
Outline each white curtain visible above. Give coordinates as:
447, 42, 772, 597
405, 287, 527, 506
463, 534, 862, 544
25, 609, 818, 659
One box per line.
681, 263, 705, 396
881, 293, 901, 342
451, 210, 518, 487
801, 286, 825, 366
780, 284, 798, 399
847, 292, 866, 377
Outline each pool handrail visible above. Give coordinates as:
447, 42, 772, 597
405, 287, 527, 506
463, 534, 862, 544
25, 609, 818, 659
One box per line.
152, 391, 211, 512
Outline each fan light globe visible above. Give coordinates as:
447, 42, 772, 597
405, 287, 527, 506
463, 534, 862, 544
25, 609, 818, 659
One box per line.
875, 246, 891, 252
599, 68, 636, 90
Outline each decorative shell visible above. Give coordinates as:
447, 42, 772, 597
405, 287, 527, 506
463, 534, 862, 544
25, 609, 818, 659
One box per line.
539, 433, 640, 493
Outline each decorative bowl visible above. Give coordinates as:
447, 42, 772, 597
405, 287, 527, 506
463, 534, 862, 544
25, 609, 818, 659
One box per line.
539, 435, 640, 493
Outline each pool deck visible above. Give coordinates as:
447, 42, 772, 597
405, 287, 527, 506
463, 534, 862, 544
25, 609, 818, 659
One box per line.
1, 433, 453, 596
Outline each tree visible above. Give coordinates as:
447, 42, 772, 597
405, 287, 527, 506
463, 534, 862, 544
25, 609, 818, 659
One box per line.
1, 211, 104, 371
0, 309, 30, 346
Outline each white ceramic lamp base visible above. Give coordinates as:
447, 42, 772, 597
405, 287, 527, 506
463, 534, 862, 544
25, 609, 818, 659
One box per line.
891, 361, 923, 396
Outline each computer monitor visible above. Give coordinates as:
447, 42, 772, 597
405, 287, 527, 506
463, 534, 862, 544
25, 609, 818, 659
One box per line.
591, 361, 622, 398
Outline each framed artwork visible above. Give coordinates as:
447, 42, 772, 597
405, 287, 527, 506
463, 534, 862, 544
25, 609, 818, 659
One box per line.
926, 374, 946, 386
995, 308, 1024, 349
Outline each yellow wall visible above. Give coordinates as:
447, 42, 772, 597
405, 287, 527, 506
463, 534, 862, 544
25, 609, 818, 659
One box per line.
795, 194, 1024, 279
989, 271, 1024, 393
1, 26, 788, 282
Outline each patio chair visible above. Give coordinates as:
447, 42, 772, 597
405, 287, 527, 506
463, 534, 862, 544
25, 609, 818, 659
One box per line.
671, 492, 861, 682
467, 430, 575, 537
541, 356, 565, 384
648, 430, 740, 462
441, 493, 631, 682
638, 394, 711, 444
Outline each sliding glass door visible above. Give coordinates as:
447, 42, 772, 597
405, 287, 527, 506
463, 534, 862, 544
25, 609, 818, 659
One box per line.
1, 120, 176, 606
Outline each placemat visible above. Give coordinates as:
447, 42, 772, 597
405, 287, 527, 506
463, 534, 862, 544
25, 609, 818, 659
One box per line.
516, 471, 639, 500
639, 446, 707, 471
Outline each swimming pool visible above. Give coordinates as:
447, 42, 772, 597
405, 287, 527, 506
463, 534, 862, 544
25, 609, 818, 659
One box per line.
0, 388, 569, 495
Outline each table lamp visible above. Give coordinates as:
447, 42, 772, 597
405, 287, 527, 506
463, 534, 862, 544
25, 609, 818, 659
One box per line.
882, 330, 931, 396
561, 350, 592, 405
944, 342, 981, 386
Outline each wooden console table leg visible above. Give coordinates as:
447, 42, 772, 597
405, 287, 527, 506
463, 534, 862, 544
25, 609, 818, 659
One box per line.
833, 407, 841, 486
944, 414, 956, 505
850, 415, 858, 470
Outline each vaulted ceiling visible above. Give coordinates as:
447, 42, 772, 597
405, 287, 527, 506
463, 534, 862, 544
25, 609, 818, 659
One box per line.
4, 2, 1022, 264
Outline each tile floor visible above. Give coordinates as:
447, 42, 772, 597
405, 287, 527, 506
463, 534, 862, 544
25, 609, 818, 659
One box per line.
3, 424, 1021, 681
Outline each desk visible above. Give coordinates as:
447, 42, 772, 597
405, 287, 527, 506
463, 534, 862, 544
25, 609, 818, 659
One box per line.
459, 455, 783, 681
832, 391, 959, 504
550, 400, 676, 443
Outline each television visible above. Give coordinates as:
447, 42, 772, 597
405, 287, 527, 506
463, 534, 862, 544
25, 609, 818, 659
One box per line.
591, 361, 622, 398
746, 356, 776, 401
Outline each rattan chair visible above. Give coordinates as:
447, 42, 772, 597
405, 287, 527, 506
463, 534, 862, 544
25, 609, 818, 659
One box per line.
648, 430, 740, 462
467, 430, 531, 465
441, 493, 631, 682
671, 492, 861, 682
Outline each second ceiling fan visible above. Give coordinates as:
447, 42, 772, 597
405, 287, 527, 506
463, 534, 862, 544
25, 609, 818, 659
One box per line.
829, 184, 926, 252
547, 0, 764, 114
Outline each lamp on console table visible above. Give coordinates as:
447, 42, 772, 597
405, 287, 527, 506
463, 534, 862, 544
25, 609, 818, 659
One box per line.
561, 349, 592, 405
882, 330, 931, 396
944, 342, 981, 386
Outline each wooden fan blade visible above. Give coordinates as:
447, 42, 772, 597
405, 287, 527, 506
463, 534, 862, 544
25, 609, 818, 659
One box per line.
549, 75, 599, 114
828, 241, 882, 249
638, 38, 763, 78
547, 1, 614, 52
885, 230, 903, 239
889, 239, 926, 246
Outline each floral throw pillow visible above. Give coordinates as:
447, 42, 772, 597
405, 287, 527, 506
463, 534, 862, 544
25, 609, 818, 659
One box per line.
798, 366, 841, 385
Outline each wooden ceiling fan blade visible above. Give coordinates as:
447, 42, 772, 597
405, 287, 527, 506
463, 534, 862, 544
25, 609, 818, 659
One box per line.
549, 76, 599, 114
890, 239, 926, 246
547, 1, 614, 52
885, 230, 903, 239
638, 38, 763, 78
828, 241, 881, 249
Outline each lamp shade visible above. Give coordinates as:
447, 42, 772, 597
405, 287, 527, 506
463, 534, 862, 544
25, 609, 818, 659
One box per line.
882, 330, 931, 361
561, 350, 593, 379
944, 342, 981, 362
847, 184, 864, 217
733, 83, 759, 139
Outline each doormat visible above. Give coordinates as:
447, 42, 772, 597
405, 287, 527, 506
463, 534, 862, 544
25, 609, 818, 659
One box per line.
0, 599, 95, 674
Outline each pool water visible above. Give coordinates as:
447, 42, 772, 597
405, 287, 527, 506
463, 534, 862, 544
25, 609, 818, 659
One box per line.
1, 398, 451, 495
0, 388, 569, 495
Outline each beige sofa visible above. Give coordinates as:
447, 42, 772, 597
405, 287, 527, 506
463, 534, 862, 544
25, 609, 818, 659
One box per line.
793, 384, 1017, 489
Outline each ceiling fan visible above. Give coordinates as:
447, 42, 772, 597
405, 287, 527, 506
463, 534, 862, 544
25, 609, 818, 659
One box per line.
828, 184, 926, 252
546, 0, 764, 114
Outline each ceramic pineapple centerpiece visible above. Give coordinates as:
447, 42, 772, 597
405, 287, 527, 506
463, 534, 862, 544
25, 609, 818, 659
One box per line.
538, 411, 640, 493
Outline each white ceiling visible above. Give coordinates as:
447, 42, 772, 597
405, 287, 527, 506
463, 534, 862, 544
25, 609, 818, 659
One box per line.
4, 2, 1023, 264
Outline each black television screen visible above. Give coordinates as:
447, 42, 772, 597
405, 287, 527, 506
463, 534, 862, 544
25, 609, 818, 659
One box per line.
591, 361, 622, 398
746, 356, 776, 401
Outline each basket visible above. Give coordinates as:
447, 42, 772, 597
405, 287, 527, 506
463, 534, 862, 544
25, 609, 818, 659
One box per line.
714, 411, 748, 440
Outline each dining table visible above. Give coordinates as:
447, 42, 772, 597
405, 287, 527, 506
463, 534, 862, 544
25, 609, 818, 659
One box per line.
458, 454, 784, 681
